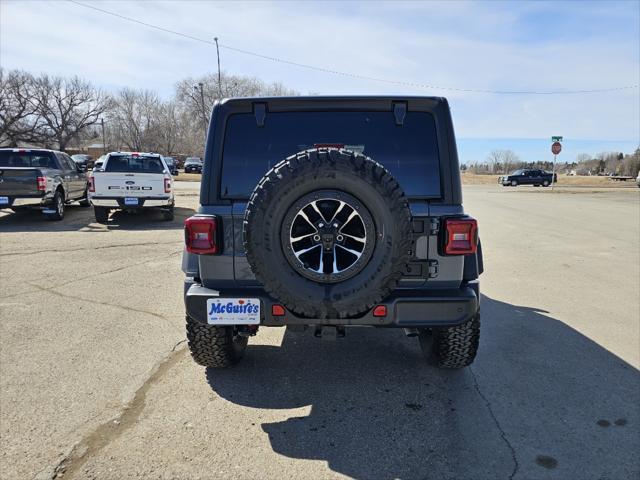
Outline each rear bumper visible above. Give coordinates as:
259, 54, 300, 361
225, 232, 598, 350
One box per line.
184, 281, 479, 328
90, 196, 174, 208
0, 194, 48, 208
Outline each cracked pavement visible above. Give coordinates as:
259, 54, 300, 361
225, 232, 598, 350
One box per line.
1, 183, 638, 479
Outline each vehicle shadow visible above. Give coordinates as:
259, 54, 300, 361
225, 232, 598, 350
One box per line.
97, 206, 195, 231
205, 296, 639, 480
0, 205, 96, 232
0, 206, 194, 232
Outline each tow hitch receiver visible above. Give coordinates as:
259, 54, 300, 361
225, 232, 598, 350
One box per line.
237, 325, 258, 337
314, 325, 346, 340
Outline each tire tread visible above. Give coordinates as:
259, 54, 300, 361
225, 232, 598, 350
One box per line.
422, 314, 481, 369
186, 317, 247, 368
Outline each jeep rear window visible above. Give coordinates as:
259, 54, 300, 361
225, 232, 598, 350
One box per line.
105, 155, 165, 173
0, 151, 57, 168
220, 111, 441, 198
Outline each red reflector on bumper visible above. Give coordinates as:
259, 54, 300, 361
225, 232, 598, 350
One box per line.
373, 305, 387, 317
272, 305, 286, 316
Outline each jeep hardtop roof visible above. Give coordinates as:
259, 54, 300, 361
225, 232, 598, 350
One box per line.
217, 94, 446, 103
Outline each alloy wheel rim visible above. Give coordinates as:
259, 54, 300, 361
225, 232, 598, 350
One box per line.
282, 191, 375, 283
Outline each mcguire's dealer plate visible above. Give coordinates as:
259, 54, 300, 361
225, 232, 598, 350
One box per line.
124, 197, 138, 206
206, 298, 261, 325
0, 196, 9, 205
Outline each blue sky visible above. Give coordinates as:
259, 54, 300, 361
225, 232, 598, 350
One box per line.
1, 0, 638, 163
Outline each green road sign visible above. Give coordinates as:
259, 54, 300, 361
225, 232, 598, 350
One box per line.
551, 136, 563, 142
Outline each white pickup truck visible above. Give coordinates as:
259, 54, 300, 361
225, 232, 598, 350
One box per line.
88, 152, 174, 223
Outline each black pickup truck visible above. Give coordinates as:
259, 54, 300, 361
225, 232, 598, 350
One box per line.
0, 148, 89, 220
182, 96, 483, 370
499, 169, 557, 187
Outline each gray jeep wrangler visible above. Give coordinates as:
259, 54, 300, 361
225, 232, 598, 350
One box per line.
182, 96, 483, 368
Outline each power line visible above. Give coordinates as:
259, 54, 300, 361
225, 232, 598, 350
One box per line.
68, 0, 638, 95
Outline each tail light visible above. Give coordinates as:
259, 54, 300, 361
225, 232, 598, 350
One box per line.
36, 176, 46, 191
184, 216, 219, 254
88, 176, 95, 192
271, 305, 286, 316
164, 178, 171, 193
443, 218, 478, 255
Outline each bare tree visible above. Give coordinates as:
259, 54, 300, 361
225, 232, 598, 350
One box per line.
109, 88, 160, 152
3, 68, 300, 155
575, 153, 592, 163
0, 69, 44, 146
176, 72, 297, 117
174, 71, 298, 154
502, 150, 519, 174
155, 100, 181, 156
31, 74, 111, 151
486, 149, 519, 174
621, 148, 640, 177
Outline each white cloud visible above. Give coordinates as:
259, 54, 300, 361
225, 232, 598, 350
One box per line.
1, 0, 638, 140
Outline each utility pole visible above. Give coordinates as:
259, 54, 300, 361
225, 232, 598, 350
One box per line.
194, 82, 207, 144
214, 37, 223, 98
100, 118, 106, 154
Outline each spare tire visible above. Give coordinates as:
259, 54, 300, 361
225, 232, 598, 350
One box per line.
244, 148, 412, 318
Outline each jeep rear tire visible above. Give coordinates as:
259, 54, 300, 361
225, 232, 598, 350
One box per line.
186, 316, 248, 368
244, 148, 412, 318
419, 313, 480, 368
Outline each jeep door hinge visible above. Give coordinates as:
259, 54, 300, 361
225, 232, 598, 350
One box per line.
429, 218, 439, 235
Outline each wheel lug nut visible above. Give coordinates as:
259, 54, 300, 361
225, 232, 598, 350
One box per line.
336, 234, 344, 242
313, 234, 321, 242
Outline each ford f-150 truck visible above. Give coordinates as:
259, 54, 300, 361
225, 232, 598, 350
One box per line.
89, 152, 174, 223
182, 96, 483, 369
0, 148, 89, 220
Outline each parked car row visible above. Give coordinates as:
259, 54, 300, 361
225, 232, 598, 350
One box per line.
65, 153, 198, 176
0, 148, 174, 222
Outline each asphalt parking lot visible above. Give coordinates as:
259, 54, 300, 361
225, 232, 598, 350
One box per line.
1, 183, 638, 480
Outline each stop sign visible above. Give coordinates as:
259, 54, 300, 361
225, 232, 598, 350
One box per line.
551, 141, 562, 155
